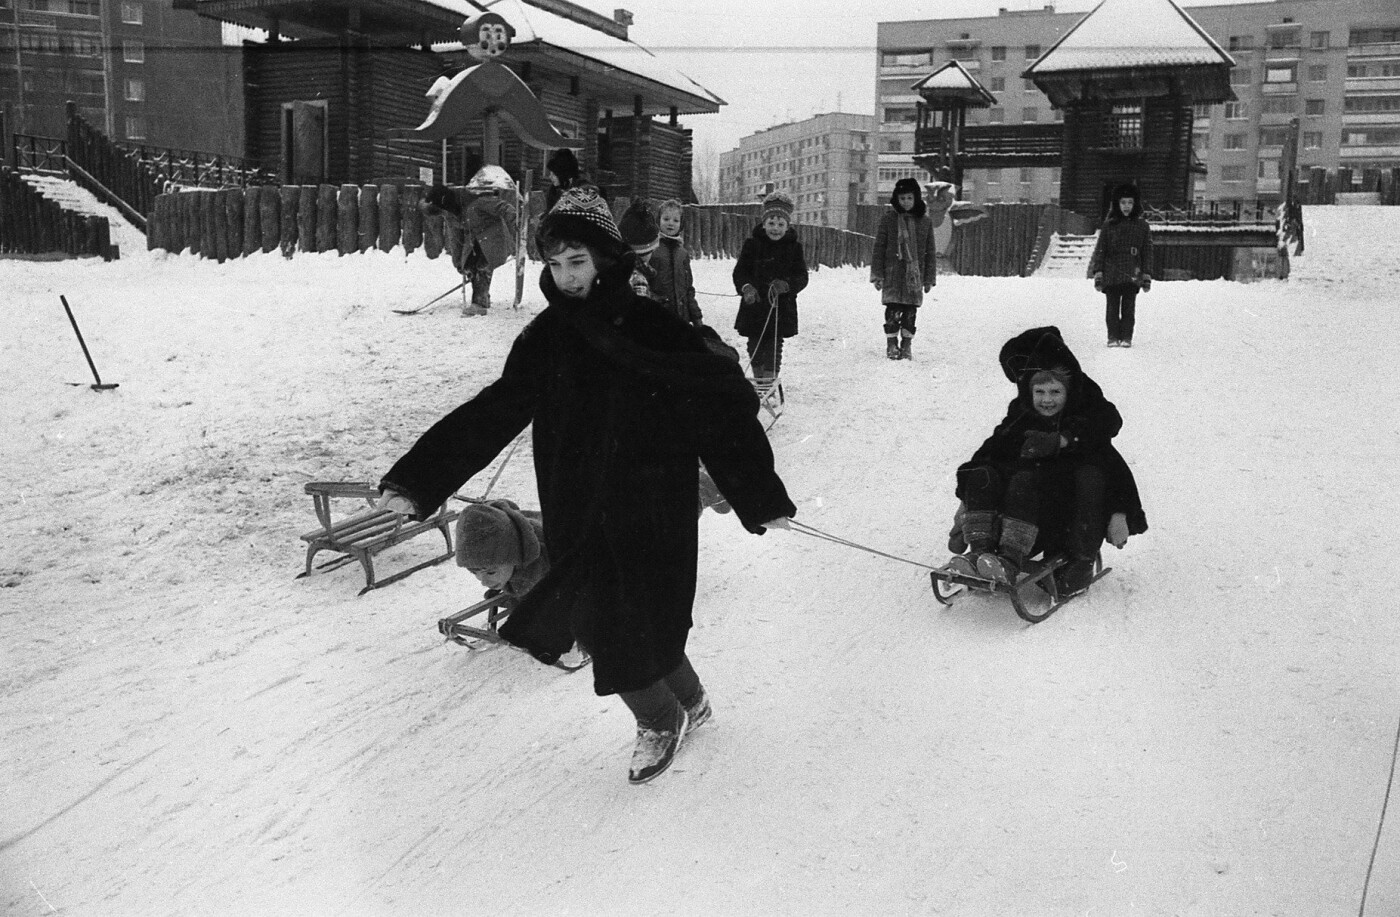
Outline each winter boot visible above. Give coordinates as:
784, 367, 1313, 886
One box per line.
886, 335, 900, 360
961, 510, 997, 557
629, 704, 689, 784
1054, 558, 1096, 598
942, 554, 979, 577
977, 517, 1037, 585
898, 333, 913, 361
682, 689, 712, 736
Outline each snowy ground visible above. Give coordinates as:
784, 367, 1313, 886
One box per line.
3, 206, 1399, 917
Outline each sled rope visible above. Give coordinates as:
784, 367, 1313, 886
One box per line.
1359, 712, 1400, 916
787, 520, 937, 571
453, 431, 526, 504
695, 290, 737, 297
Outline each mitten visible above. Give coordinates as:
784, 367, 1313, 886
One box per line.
1093, 271, 1104, 292
741, 284, 758, 305
768, 280, 790, 296
1020, 430, 1061, 459
376, 489, 416, 517
1107, 512, 1130, 548
1139, 275, 1152, 292
871, 278, 883, 291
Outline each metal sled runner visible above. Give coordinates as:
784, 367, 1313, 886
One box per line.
930, 552, 1110, 624
437, 594, 590, 672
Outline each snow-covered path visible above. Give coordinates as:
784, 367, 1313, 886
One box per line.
3, 207, 1398, 916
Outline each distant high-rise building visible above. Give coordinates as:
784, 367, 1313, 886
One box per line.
877, 0, 1400, 207
718, 112, 876, 229
0, 1, 242, 154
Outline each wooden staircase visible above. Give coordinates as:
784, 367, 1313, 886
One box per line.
1035, 231, 1098, 278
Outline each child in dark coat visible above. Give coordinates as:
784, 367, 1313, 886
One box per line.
652, 199, 703, 326
948, 327, 1147, 594
870, 177, 937, 361
1088, 183, 1154, 347
377, 186, 796, 785
733, 191, 808, 382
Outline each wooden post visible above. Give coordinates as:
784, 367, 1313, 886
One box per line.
358, 184, 378, 252
297, 185, 317, 253
200, 190, 218, 260
400, 184, 423, 253
423, 206, 444, 259
337, 184, 358, 255
242, 186, 261, 256
279, 185, 299, 257
259, 184, 280, 253
316, 184, 337, 252
224, 187, 244, 259
379, 183, 401, 252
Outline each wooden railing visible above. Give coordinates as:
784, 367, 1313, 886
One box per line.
12, 133, 69, 174
915, 123, 1064, 167
128, 145, 275, 191
65, 102, 159, 233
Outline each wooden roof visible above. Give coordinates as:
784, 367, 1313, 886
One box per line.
910, 61, 997, 109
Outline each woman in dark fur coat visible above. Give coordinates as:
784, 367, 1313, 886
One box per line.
949, 327, 1147, 595
377, 186, 796, 785
869, 177, 937, 360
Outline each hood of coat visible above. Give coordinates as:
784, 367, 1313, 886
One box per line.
890, 177, 927, 218
998, 326, 1087, 411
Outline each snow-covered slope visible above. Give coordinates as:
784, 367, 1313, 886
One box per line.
3, 207, 1399, 916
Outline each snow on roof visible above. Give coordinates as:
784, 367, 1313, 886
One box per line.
913, 61, 982, 92
427, 0, 723, 108
1026, 0, 1233, 74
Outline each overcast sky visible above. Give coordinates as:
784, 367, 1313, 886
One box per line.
585, 0, 1272, 157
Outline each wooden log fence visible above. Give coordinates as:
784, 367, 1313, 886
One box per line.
0, 167, 114, 259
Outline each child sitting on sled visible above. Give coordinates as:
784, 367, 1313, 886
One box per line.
946, 327, 1147, 595
454, 499, 548, 600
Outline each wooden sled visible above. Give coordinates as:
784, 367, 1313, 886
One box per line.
437, 594, 590, 672
752, 375, 784, 429
930, 551, 1109, 624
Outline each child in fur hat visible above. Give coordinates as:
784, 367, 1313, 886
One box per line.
455, 499, 548, 599
617, 198, 661, 302
733, 190, 808, 381
378, 184, 795, 786
946, 327, 1147, 596
870, 177, 937, 360
1088, 182, 1154, 347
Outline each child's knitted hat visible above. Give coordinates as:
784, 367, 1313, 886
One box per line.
454, 499, 541, 568
618, 199, 660, 255
760, 190, 794, 223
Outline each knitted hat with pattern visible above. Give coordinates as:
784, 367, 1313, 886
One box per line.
760, 190, 794, 223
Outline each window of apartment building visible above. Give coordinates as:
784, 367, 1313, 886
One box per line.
1193, 103, 1214, 120
990, 76, 1005, 92
1052, 108, 1063, 122
882, 49, 932, 67
1307, 64, 1327, 82
1304, 98, 1325, 116
1225, 101, 1247, 119
1309, 31, 1329, 50
1303, 131, 1322, 149
1348, 62, 1400, 79
1193, 132, 1209, 155
1258, 127, 1292, 147
1024, 44, 1040, 59
125, 77, 144, 101
882, 106, 918, 124
991, 45, 1006, 61
884, 138, 902, 153
1108, 103, 1143, 149
1345, 95, 1400, 113
1022, 107, 1039, 122
1222, 133, 1246, 150
1220, 164, 1246, 182
125, 115, 146, 140
121, 2, 142, 25
1257, 159, 1280, 180
1349, 28, 1400, 47
123, 40, 144, 63
1022, 78, 1035, 91
1261, 97, 1295, 114
1265, 63, 1295, 84
1343, 127, 1400, 146
1268, 27, 1300, 50
988, 107, 1004, 123
1228, 35, 1255, 51
986, 168, 1001, 184
1019, 168, 1033, 184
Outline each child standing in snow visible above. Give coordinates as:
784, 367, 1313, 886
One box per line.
733, 191, 807, 382
652, 199, 703, 326
1088, 182, 1154, 348
947, 327, 1147, 596
377, 186, 796, 785
870, 177, 937, 360
618, 198, 662, 301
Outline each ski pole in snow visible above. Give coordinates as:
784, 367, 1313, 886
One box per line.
59, 295, 119, 391
1359, 713, 1400, 916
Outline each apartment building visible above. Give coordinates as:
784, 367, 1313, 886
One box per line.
717, 112, 876, 228
876, 0, 1400, 207
0, 0, 241, 153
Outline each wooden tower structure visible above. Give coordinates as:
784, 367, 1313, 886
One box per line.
1024, 0, 1234, 219
910, 61, 997, 190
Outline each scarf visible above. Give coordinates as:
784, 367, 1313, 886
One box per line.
897, 214, 922, 294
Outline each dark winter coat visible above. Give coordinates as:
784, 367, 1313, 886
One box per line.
381, 257, 796, 696
651, 235, 702, 324
870, 207, 937, 307
733, 226, 808, 339
1088, 197, 1154, 290
957, 327, 1148, 536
